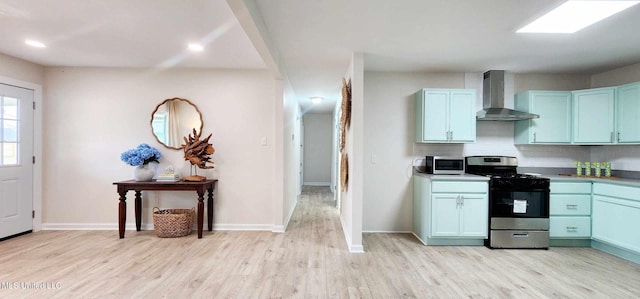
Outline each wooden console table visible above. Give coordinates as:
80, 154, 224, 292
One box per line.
113, 179, 218, 239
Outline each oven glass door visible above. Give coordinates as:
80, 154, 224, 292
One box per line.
490, 190, 549, 218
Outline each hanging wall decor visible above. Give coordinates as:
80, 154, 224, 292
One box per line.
340, 153, 349, 192
339, 78, 352, 151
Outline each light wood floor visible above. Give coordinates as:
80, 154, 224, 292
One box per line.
1, 186, 640, 298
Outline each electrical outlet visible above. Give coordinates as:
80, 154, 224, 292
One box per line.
371, 153, 377, 164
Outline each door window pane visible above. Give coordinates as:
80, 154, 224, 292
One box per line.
3, 120, 18, 142
3, 97, 18, 119
2, 142, 18, 165
1, 96, 21, 166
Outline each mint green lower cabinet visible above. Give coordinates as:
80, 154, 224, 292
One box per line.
550, 216, 591, 238
431, 194, 460, 237
549, 182, 592, 245
413, 176, 488, 245
432, 193, 487, 237
592, 183, 640, 263
592, 196, 640, 248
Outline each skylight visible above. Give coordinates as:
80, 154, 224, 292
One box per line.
517, 0, 640, 33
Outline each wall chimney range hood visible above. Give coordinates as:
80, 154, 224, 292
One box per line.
476, 70, 539, 121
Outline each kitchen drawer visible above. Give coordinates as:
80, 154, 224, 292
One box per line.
593, 183, 640, 202
550, 194, 591, 215
432, 181, 487, 193
550, 216, 591, 238
550, 182, 591, 194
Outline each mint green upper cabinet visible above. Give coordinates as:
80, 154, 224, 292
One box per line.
415, 89, 476, 143
572, 87, 616, 144
448, 91, 477, 142
514, 91, 572, 144
616, 82, 640, 144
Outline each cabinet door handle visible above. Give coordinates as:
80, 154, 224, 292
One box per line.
566, 226, 578, 232
449, 131, 453, 140
533, 132, 536, 143
566, 204, 578, 209
459, 195, 464, 207
617, 131, 621, 142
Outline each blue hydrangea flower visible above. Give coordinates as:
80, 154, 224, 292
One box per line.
121, 144, 162, 166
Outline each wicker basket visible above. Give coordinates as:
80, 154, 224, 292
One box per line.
152, 207, 195, 238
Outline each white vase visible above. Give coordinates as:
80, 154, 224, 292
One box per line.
134, 163, 157, 181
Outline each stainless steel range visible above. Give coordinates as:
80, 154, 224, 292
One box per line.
465, 156, 550, 249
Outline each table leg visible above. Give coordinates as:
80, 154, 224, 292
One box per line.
197, 191, 204, 238
207, 187, 214, 231
118, 191, 127, 239
134, 191, 142, 231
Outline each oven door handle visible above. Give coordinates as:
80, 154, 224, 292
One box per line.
512, 233, 529, 238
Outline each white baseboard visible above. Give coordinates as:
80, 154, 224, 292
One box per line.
339, 215, 365, 253
42, 223, 275, 231
411, 232, 427, 245
303, 182, 330, 186
273, 199, 298, 233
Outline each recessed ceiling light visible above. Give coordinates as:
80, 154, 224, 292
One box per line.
25, 39, 46, 48
517, 0, 640, 33
188, 43, 204, 52
311, 97, 323, 104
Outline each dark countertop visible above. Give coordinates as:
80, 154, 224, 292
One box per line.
414, 173, 490, 181
543, 174, 640, 188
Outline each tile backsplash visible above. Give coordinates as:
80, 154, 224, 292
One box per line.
413, 121, 638, 172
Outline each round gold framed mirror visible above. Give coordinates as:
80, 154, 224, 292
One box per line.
150, 97, 203, 150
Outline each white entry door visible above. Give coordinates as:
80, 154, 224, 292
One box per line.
0, 83, 34, 239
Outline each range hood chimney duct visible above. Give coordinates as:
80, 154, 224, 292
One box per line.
476, 70, 539, 121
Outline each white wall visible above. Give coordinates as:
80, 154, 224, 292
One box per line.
591, 62, 640, 88
42, 67, 277, 230
0, 53, 44, 85
302, 113, 332, 185
363, 71, 593, 232
340, 53, 364, 252
282, 78, 300, 231
363, 72, 465, 232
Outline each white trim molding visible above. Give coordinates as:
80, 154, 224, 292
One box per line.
273, 199, 297, 233
340, 215, 365, 253
303, 182, 331, 186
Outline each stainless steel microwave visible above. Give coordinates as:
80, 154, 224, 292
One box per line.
425, 156, 465, 174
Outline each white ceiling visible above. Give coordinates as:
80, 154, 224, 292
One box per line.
2, 0, 640, 114
0, 0, 264, 69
